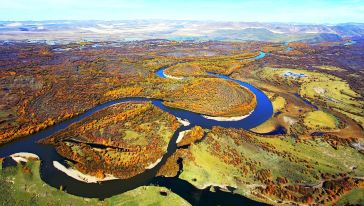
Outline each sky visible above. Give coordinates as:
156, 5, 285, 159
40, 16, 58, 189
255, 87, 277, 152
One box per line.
1, 0, 364, 24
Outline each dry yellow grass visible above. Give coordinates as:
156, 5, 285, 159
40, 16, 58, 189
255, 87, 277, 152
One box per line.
272, 96, 286, 112
304, 110, 338, 129
314, 65, 345, 71
250, 119, 278, 133
257, 67, 364, 127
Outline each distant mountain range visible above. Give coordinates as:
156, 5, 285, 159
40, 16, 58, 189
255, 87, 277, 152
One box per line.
0, 20, 363, 43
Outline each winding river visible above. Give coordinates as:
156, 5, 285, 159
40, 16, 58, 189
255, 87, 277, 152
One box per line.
0, 52, 271, 206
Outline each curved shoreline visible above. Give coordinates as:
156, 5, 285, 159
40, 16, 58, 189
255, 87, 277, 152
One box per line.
176, 130, 190, 143
163, 71, 184, 80
202, 110, 254, 121
177, 117, 190, 126
0, 53, 272, 205
145, 157, 163, 169
11, 152, 39, 163
53, 161, 119, 183
157, 67, 259, 122
156, 67, 184, 79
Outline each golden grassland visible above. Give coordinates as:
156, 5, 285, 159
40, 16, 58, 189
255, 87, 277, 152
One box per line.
304, 110, 338, 129
250, 119, 278, 134
0, 43, 262, 145
177, 126, 204, 147
163, 51, 259, 75
40, 102, 180, 179
163, 78, 257, 117
1, 41, 364, 206
164, 63, 206, 78
272, 96, 286, 113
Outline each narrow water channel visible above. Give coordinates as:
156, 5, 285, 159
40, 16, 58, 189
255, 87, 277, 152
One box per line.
0, 52, 272, 206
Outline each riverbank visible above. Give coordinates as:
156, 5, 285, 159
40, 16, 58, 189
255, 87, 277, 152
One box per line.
176, 130, 190, 143
145, 157, 163, 169
202, 110, 254, 121
53, 161, 118, 183
0, 50, 272, 205
163, 70, 184, 80
177, 117, 190, 126
199, 183, 237, 191
11, 152, 39, 163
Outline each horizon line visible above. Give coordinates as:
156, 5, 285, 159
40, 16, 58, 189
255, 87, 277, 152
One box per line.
1, 19, 364, 26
